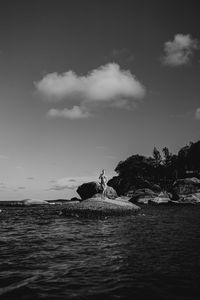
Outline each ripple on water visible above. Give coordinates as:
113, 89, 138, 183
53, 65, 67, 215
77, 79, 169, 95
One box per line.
0, 206, 200, 300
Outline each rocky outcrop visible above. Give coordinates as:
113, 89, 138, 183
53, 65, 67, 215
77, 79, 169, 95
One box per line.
150, 192, 171, 204
107, 176, 158, 196
129, 189, 158, 204
171, 192, 200, 204
76, 182, 117, 200
129, 189, 172, 205
173, 177, 200, 195
169, 178, 200, 204
61, 194, 140, 218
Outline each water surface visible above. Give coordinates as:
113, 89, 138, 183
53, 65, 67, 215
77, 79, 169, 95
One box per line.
0, 205, 200, 300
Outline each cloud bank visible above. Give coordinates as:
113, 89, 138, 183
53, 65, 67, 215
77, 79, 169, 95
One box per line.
48, 106, 91, 119
49, 176, 96, 191
35, 63, 146, 119
162, 34, 199, 66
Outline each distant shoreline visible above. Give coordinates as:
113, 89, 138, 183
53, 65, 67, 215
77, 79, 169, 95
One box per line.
0, 199, 71, 207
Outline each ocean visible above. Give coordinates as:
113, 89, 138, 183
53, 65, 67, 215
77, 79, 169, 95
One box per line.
0, 205, 200, 300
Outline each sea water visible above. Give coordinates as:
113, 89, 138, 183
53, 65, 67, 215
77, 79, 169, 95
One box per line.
0, 205, 200, 300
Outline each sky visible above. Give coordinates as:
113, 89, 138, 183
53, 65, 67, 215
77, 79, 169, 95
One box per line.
0, 0, 200, 200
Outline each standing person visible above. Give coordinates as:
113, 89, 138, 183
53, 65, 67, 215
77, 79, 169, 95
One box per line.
99, 169, 107, 198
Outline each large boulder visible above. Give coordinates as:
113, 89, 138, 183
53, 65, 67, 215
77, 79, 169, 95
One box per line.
173, 177, 200, 195
77, 182, 101, 200
61, 195, 140, 218
107, 176, 127, 195
77, 181, 117, 200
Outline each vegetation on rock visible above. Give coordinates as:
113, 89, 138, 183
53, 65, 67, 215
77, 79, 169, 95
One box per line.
108, 140, 200, 196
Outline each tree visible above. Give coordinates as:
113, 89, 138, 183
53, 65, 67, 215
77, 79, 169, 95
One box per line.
115, 154, 154, 178
162, 147, 172, 167
152, 147, 162, 165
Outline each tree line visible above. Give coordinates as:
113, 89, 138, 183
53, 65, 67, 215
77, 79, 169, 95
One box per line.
108, 140, 200, 195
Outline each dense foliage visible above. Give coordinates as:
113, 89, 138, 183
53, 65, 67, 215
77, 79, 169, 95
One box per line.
108, 140, 200, 195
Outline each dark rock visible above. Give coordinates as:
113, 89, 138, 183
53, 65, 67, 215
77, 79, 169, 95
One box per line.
129, 189, 157, 204
108, 176, 154, 196
152, 184, 162, 193
173, 177, 200, 195
133, 188, 157, 196
176, 192, 200, 204
77, 182, 101, 200
126, 190, 136, 197
70, 197, 81, 202
107, 176, 125, 195
169, 190, 180, 200
77, 181, 117, 200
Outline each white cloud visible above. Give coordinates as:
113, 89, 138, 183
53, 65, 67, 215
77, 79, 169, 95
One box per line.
162, 34, 199, 66
35, 63, 146, 118
47, 106, 91, 119
195, 108, 200, 119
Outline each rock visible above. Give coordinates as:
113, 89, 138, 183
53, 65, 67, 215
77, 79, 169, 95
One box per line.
164, 192, 200, 205
116, 195, 131, 201
194, 192, 200, 200
77, 182, 101, 200
130, 189, 174, 205
150, 191, 171, 204
107, 176, 124, 195
107, 176, 154, 196
173, 177, 200, 195
130, 189, 157, 204
176, 193, 200, 204
23, 199, 49, 206
76, 181, 117, 200
131, 195, 154, 204
70, 197, 81, 202
126, 190, 136, 197
61, 196, 140, 218
152, 184, 162, 193
170, 190, 180, 200
105, 186, 118, 199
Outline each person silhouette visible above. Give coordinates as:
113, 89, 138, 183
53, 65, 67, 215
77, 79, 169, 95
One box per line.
99, 169, 107, 199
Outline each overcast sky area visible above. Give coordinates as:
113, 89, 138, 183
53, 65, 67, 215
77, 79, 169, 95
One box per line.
0, 0, 199, 200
